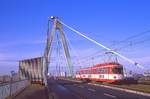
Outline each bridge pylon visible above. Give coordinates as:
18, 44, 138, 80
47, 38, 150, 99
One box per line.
19, 17, 73, 86
43, 16, 73, 82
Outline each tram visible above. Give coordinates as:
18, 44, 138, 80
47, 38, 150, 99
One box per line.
75, 62, 124, 83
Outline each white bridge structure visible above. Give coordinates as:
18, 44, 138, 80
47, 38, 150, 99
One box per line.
19, 16, 73, 85
18, 16, 144, 86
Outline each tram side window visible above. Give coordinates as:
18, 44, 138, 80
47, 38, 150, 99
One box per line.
82, 71, 84, 74
96, 68, 99, 74
93, 69, 96, 74
99, 68, 103, 74
83, 71, 85, 74
87, 70, 91, 74
104, 68, 109, 73
98, 68, 108, 74
84, 71, 86, 74
86, 70, 88, 74
112, 67, 123, 74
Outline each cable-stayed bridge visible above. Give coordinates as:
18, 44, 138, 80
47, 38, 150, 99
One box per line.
0, 16, 150, 99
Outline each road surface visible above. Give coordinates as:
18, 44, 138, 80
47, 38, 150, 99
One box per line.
47, 79, 150, 99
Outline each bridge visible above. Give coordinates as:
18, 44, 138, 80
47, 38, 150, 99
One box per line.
0, 16, 150, 99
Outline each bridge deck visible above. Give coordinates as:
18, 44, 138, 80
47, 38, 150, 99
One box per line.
11, 84, 49, 99
5, 79, 150, 99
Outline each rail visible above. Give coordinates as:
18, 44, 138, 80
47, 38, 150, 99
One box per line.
0, 79, 30, 99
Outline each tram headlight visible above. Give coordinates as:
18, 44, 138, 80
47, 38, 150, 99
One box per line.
114, 76, 116, 79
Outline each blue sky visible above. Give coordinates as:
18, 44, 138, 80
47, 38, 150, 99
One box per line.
0, 0, 150, 75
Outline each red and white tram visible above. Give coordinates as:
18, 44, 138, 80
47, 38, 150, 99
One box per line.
75, 62, 124, 83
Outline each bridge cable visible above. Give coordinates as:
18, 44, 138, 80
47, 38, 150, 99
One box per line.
64, 31, 83, 68
58, 20, 144, 69
81, 28, 150, 61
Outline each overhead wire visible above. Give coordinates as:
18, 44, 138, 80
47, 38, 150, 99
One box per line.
58, 19, 144, 69
113, 29, 150, 46
81, 28, 150, 60
114, 38, 150, 51
70, 28, 150, 64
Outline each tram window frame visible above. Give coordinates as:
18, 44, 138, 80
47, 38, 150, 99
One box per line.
98, 68, 109, 74
95, 68, 99, 74
86, 70, 89, 74
83, 71, 85, 74
93, 69, 97, 74
104, 68, 109, 73
112, 67, 123, 74
85, 70, 87, 74
99, 68, 104, 74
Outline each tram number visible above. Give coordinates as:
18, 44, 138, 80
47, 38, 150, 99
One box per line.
99, 75, 104, 78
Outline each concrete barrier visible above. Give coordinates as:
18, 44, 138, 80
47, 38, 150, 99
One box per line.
0, 79, 30, 99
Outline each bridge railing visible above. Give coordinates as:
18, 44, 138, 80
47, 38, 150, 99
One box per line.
0, 79, 30, 99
